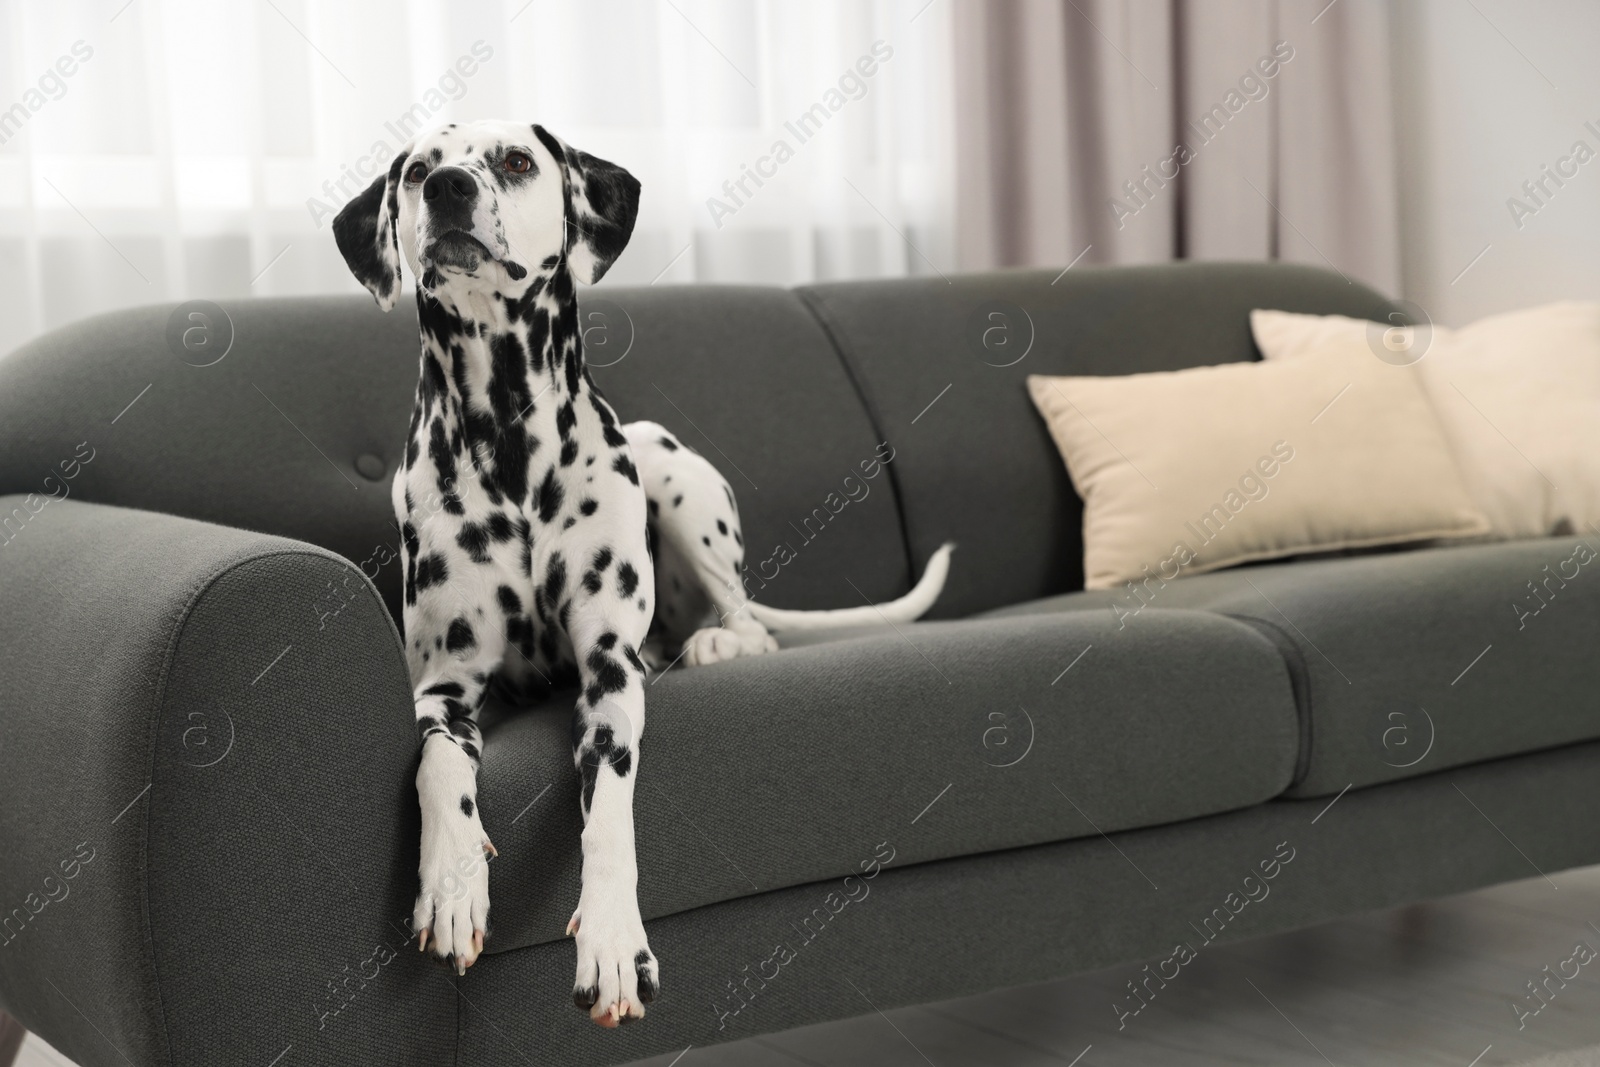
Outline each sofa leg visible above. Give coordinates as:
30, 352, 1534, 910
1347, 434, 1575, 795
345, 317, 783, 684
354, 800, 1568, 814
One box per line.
0, 1011, 25, 1067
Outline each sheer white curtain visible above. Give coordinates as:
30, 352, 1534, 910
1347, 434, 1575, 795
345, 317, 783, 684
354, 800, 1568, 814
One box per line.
0, 0, 955, 356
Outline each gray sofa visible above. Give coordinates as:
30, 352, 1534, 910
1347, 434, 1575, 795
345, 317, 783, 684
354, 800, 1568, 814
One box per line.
1, 262, 1595, 1067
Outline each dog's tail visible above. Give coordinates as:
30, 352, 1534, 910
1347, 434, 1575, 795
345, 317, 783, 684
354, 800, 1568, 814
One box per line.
742, 543, 955, 633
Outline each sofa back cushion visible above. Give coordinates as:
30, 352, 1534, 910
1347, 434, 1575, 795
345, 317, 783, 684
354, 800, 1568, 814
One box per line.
0, 288, 910, 625
799, 262, 1400, 616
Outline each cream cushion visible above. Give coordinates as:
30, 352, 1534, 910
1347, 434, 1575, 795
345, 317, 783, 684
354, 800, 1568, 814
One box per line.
1251, 303, 1600, 541
1027, 351, 1489, 591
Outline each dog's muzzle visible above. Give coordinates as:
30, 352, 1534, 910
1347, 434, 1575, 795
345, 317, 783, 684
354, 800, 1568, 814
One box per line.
418, 166, 522, 278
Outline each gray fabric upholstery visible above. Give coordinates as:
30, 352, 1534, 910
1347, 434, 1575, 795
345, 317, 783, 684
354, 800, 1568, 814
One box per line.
0, 498, 448, 1067
459, 739, 1600, 1066
477, 609, 1298, 953
987, 537, 1600, 797
0, 297, 418, 624
0, 287, 914, 628
798, 262, 1400, 616
584, 285, 913, 608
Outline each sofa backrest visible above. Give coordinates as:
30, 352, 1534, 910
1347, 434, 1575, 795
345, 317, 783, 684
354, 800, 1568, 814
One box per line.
799, 262, 1400, 616
0, 262, 1397, 626
0, 288, 910, 627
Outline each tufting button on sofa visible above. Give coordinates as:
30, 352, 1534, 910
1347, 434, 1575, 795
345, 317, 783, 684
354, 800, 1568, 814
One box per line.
354, 453, 386, 481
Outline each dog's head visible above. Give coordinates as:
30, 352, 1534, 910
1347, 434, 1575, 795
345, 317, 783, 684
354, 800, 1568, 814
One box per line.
333, 120, 640, 310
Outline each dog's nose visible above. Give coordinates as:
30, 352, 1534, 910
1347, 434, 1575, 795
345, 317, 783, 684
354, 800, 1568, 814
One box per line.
423, 167, 478, 206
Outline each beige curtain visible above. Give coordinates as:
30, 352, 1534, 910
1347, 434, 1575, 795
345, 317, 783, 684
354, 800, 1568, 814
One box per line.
954, 0, 1399, 296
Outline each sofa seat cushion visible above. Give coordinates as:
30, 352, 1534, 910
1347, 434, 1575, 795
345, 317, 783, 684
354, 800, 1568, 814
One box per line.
986, 536, 1600, 798
474, 610, 1298, 953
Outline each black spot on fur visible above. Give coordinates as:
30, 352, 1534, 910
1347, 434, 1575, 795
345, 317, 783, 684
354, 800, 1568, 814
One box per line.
582, 570, 602, 595
623, 645, 646, 673
636, 951, 658, 1001
460, 795, 474, 817
597, 631, 618, 651
702, 536, 711, 547
424, 681, 465, 698
672, 494, 683, 507
586, 647, 629, 696
555, 400, 576, 440
647, 498, 659, 516
535, 466, 564, 523
613, 453, 639, 485
717, 519, 728, 535
447, 618, 476, 653
592, 547, 612, 572
487, 332, 533, 426
658, 436, 677, 451
560, 438, 579, 466
415, 553, 450, 592
496, 585, 522, 615
545, 553, 567, 601
579, 498, 598, 516
487, 512, 514, 541
456, 522, 492, 563
617, 562, 638, 599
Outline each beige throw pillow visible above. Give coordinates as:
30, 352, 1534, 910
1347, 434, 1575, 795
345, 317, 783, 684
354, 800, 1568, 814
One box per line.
1027, 353, 1489, 591
1252, 304, 1600, 541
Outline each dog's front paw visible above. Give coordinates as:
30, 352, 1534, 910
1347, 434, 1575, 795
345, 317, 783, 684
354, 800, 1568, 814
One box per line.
415, 810, 494, 975
682, 624, 778, 666
568, 897, 658, 1027
415, 743, 495, 974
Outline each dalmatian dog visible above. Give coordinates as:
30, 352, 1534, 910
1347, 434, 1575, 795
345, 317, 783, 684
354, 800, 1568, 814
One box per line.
332, 120, 952, 1028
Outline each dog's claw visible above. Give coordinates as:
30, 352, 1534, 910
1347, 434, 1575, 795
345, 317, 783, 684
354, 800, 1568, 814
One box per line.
484, 838, 498, 859
418, 929, 430, 953
565, 914, 579, 937
473, 928, 484, 954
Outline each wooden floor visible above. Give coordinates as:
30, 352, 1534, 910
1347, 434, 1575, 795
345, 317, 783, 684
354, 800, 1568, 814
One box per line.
19, 866, 1600, 1066
616, 865, 1600, 1067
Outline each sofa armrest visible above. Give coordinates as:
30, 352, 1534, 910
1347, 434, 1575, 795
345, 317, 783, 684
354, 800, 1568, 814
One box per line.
0, 498, 452, 1067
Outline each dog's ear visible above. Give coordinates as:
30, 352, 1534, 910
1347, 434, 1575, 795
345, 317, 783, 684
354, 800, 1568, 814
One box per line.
332, 149, 410, 311
532, 125, 641, 285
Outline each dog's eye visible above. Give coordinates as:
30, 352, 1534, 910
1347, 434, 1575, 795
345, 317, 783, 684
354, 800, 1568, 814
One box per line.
503, 151, 532, 174
404, 161, 428, 184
